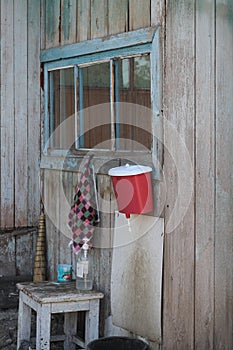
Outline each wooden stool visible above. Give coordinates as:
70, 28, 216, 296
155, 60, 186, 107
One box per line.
16, 281, 104, 350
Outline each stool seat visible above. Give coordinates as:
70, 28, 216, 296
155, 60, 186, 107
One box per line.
17, 281, 104, 350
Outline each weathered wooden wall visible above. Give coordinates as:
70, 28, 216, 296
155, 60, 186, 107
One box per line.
40, 0, 233, 348
163, 1, 233, 349
0, 0, 231, 349
0, 0, 41, 229
42, 0, 233, 348
0, 228, 37, 308
0, 0, 41, 310
40, 0, 159, 341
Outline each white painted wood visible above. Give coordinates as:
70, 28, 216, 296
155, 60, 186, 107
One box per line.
16, 281, 104, 304
64, 312, 77, 350
36, 304, 51, 350
21, 291, 39, 312
85, 299, 100, 346
17, 292, 32, 349
0, 0, 14, 228
16, 282, 103, 349
51, 300, 89, 313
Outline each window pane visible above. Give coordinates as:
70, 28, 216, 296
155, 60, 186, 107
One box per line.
49, 68, 75, 149
134, 56, 151, 89
115, 55, 152, 151
79, 62, 111, 149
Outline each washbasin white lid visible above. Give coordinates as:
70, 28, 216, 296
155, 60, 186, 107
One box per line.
108, 163, 152, 176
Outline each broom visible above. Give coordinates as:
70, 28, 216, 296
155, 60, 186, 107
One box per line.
33, 213, 47, 282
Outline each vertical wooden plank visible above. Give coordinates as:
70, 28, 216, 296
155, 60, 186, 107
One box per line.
61, 0, 77, 45
64, 312, 77, 350
151, 0, 164, 26
77, 0, 91, 41
17, 294, 32, 346
93, 174, 114, 336
215, 1, 233, 348
59, 171, 73, 265
195, 1, 215, 348
40, 0, 46, 50
36, 304, 51, 349
71, 171, 80, 279
15, 232, 34, 276
0, 0, 15, 228
27, 0, 41, 226
90, 0, 108, 39
85, 299, 100, 345
44, 169, 60, 280
163, 1, 195, 349
129, 0, 151, 30
0, 235, 16, 276
45, 0, 60, 48
14, 0, 28, 227
108, 0, 128, 35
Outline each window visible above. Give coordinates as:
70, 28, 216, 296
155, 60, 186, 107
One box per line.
41, 27, 161, 167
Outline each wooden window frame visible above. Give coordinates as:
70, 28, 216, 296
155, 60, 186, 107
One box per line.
40, 27, 161, 178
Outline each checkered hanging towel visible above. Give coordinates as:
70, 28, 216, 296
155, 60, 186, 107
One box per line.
68, 156, 99, 253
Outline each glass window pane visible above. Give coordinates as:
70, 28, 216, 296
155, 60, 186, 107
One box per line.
134, 55, 151, 89
49, 68, 75, 149
79, 62, 111, 149
115, 55, 152, 151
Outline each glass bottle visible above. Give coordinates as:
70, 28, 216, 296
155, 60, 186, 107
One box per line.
76, 241, 93, 291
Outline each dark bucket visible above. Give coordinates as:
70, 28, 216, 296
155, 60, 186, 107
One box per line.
87, 336, 149, 350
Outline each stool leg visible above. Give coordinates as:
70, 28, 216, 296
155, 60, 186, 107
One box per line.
64, 312, 77, 350
85, 300, 100, 346
36, 304, 51, 350
17, 292, 32, 349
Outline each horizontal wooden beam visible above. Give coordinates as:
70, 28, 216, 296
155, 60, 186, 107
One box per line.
40, 27, 157, 63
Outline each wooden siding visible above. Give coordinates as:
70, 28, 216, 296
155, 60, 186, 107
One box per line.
42, 0, 159, 47
0, 0, 14, 228
0, 1, 231, 350
163, 0, 233, 349
215, 1, 233, 348
195, 0, 215, 348
40, 1, 232, 348
163, 0, 195, 348
0, 0, 41, 229
0, 228, 37, 308
40, 0, 233, 350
